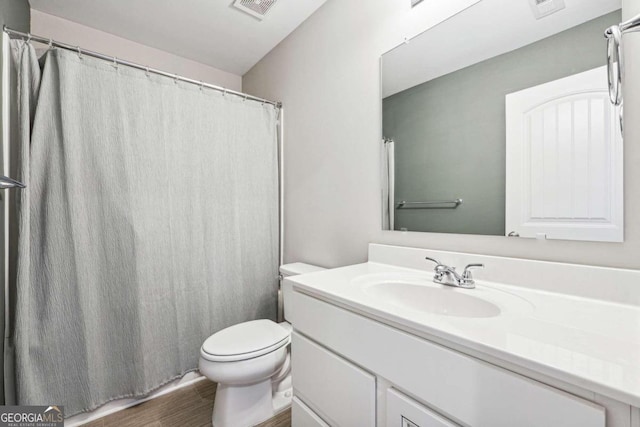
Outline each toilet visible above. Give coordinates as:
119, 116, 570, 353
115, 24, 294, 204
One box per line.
199, 263, 325, 427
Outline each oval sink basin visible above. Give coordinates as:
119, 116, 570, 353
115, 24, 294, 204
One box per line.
365, 281, 501, 318
353, 272, 533, 319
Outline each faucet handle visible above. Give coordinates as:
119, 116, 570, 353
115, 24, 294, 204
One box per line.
462, 263, 484, 281
425, 257, 447, 277
425, 256, 445, 271
425, 256, 441, 266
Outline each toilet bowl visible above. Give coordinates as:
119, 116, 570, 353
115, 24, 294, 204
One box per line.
199, 320, 292, 427
199, 263, 325, 427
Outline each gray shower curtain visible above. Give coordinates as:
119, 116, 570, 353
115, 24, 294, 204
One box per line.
7, 41, 279, 416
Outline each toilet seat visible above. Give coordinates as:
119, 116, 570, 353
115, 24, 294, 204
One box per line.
201, 319, 290, 362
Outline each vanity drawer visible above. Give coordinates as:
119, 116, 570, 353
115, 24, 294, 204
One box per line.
292, 396, 330, 427
387, 388, 459, 427
292, 331, 376, 427
292, 291, 605, 427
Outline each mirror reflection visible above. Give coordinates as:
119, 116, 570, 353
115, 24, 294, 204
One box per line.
381, 0, 623, 242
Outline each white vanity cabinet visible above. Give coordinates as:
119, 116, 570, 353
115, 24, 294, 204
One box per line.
290, 290, 632, 427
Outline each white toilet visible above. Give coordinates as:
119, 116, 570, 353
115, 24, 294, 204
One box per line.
199, 263, 325, 427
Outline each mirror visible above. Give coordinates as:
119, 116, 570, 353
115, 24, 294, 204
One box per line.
381, 0, 623, 242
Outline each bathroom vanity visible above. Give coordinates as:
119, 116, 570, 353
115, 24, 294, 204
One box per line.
286, 244, 640, 427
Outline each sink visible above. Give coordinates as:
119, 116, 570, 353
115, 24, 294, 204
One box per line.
366, 281, 501, 318
353, 272, 533, 318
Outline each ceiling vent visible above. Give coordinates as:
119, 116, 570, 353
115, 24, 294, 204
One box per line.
528, 0, 566, 20
232, 0, 277, 20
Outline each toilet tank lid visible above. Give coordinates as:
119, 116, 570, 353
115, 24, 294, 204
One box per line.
280, 262, 325, 277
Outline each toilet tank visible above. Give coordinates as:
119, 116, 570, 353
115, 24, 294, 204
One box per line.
280, 263, 325, 322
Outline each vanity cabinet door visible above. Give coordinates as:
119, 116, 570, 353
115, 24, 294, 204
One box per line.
386, 388, 460, 427
292, 397, 331, 427
292, 331, 376, 427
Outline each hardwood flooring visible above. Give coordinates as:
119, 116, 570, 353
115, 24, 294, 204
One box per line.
81, 380, 291, 427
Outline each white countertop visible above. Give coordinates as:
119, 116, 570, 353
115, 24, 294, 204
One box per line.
289, 261, 640, 407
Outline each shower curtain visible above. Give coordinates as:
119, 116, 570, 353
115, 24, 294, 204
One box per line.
381, 139, 395, 230
6, 41, 279, 416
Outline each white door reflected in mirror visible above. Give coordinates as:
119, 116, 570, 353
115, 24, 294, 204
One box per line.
505, 66, 623, 242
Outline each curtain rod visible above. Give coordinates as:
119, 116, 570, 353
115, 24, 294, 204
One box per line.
2, 26, 282, 108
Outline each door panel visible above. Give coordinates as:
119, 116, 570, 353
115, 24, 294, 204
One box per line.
505, 66, 623, 242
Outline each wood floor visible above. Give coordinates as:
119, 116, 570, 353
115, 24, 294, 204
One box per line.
82, 380, 291, 427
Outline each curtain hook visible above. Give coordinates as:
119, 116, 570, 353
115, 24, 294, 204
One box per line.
243, 94, 248, 102
48, 38, 53, 48
199, 81, 204, 91
223, 89, 227, 97
174, 73, 178, 84
77, 46, 83, 59
112, 56, 118, 69
26, 33, 32, 43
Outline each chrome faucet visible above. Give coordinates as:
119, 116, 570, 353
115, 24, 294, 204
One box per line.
425, 257, 484, 289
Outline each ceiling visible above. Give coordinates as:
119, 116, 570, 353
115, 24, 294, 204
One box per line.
382, 0, 621, 97
29, 0, 327, 76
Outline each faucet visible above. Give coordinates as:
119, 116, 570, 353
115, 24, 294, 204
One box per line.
425, 257, 484, 289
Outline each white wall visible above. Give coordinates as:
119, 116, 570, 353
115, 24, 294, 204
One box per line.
30, 10, 241, 91
244, 0, 640, 270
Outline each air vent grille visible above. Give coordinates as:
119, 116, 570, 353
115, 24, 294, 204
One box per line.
232, 0, 277, 20
528, 0, 565, 19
